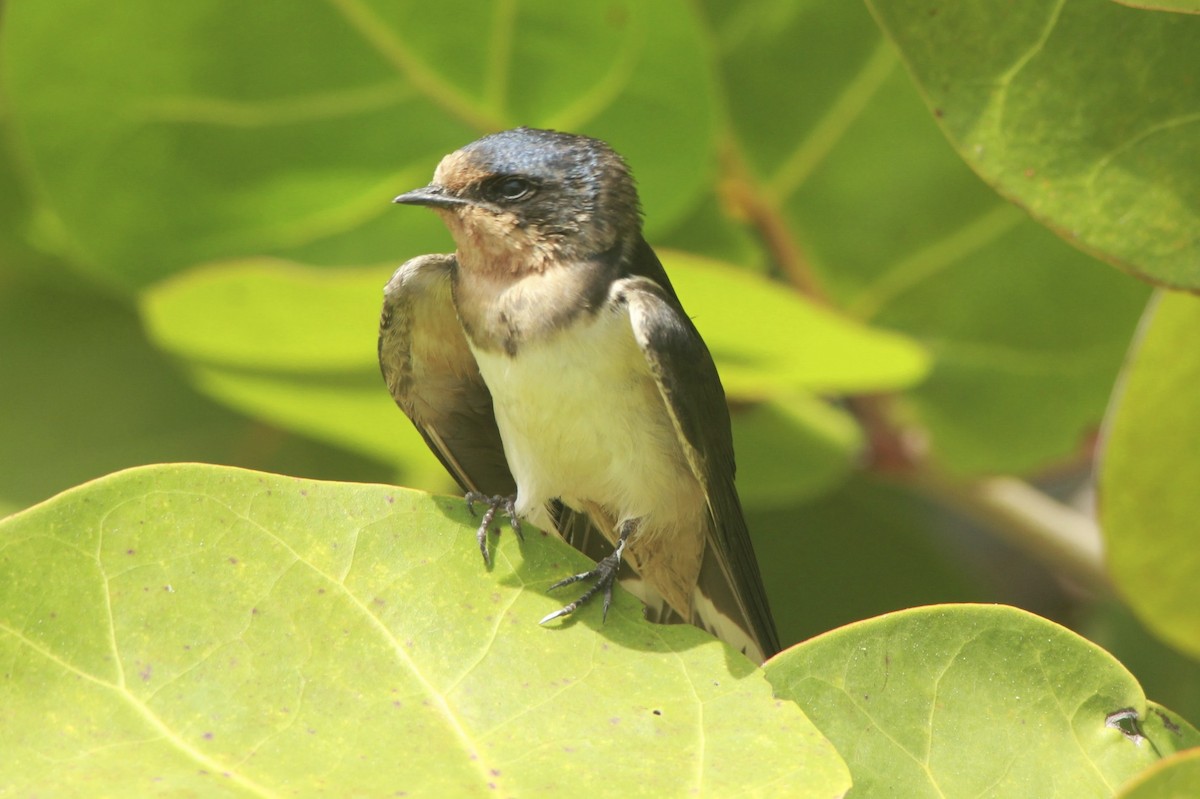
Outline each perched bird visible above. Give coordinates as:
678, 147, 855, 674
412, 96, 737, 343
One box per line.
379, 127, 780, 663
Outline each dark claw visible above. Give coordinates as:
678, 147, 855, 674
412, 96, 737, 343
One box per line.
464, 492, 520, 566
540, 538, 626, 624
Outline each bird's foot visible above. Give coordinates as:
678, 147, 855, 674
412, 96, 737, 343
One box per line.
540, 526, 632, 625
464, 492, 521, 566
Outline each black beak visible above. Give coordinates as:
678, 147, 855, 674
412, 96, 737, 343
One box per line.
393, 184, 468, 209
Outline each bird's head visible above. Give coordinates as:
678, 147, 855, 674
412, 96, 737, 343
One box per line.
394, 127, 642, 274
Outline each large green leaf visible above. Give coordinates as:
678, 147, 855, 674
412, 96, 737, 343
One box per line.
766, 604, 1200, 799
1099, 292, 1200, 660
7, 0, 1153, 483
2, 0, 716, 289
881, 222, 1150, 475
138, 255, 925, 495
699, 0, 1151, 476
138, 259, 379, 372
139, 255, 930, 395
868, 0, 1200, 289
0, 464, 850, 796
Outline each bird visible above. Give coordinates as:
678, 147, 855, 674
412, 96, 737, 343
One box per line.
379, 127, 780, 664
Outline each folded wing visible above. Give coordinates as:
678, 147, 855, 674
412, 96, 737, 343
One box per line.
619, 242, 781, 662
379, 254, 514, 497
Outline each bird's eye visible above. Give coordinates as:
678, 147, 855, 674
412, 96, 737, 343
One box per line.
487, 176, 535, 203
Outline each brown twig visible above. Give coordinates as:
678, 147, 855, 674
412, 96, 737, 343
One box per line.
718, 145, 830, 304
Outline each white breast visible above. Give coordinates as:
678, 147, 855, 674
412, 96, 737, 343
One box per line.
470, 303, 701, 538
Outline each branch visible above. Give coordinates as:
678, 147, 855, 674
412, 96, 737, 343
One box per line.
719, 145, 830, 302
917, 473, 1110, 595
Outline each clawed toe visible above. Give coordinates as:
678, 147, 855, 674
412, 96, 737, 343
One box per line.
540, 539, 626, 624
464, 492, 520, 566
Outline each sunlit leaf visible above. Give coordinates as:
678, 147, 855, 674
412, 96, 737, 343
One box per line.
0, 464, 850, 796
767, 604, 1200, 798
139, 255, 925, 490
139, 261, 451, 488
704, 0, 1151, 476
141, 259, 381, 371
869, 0, 1200, 288
1099, 292, 1200, 660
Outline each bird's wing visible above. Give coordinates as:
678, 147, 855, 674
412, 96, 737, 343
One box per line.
379, 254, 515, 497
619, 242, 781, 663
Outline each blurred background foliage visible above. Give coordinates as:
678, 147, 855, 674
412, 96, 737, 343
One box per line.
2, 0, 1198, 722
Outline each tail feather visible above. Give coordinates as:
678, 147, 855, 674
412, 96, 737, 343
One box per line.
690, 545, 769, 664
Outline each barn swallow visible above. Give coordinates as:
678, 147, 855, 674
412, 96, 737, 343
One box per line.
379, 127, 780, 663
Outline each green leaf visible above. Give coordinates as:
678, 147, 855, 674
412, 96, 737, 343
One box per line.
140, 259, 381, 372
2, 0, 716, 289
704, 0, 1150, 476
1116, 748, 1200, 799
186, 364, 453, 489
138, 261, 451, 486
883, 223, 1150, 475
868, 0, 1200, 289
138, 255, 925, 487
140, 255, 930, 395
1099, 292, 1200, 660
766, 604, 1200, 799
0, 464, 849, 796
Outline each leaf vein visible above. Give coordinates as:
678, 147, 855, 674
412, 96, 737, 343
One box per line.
768, 38, 897, 200
322, 0, 503, 131
0, 622, 281, 799
227, 493, 506, 791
